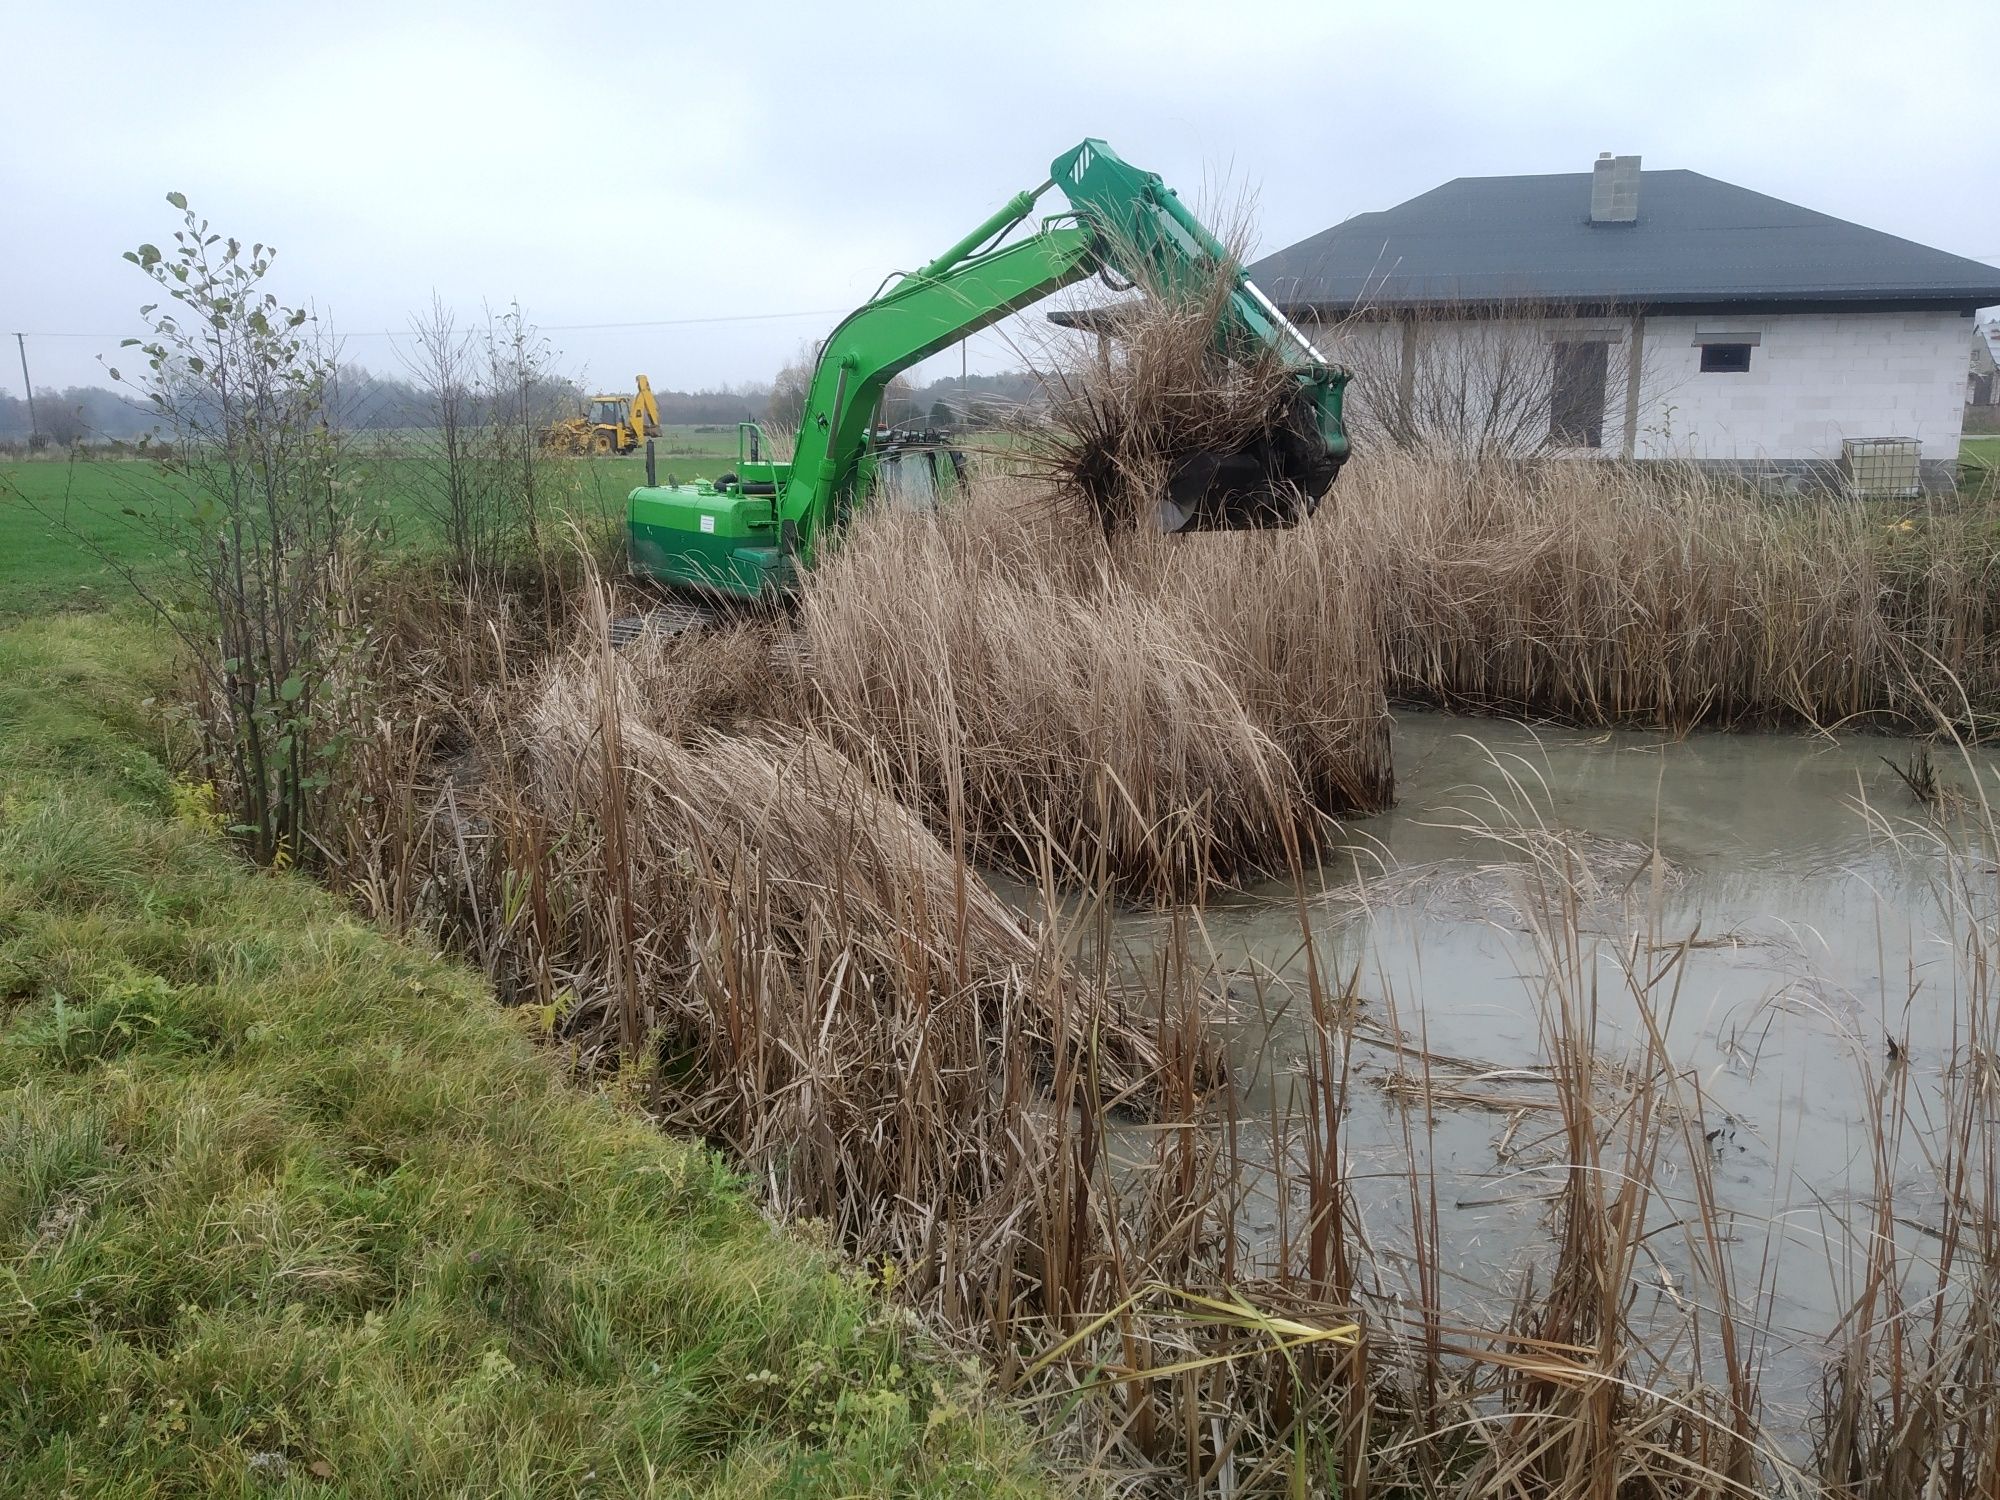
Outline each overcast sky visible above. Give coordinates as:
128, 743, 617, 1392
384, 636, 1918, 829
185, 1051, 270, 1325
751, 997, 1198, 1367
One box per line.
6, 0, 1998, 396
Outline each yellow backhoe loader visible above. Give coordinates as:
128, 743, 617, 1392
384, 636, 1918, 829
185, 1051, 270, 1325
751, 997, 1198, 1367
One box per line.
545, 376, 661, 456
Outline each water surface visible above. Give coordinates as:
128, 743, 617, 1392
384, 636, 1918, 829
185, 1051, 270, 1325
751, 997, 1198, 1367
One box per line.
1109, 712, 1999, 1424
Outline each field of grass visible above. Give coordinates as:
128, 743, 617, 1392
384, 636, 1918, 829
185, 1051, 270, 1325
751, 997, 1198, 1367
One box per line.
0, 612, 1043, 1497
0, 461, 190, 616
0, 427, 748, 617
643, 423, 751, 479
8, 428, 1994, 617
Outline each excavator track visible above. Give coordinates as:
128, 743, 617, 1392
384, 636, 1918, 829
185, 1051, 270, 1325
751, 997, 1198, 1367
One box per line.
608, 598, 727, 649
609, 598, 812, 677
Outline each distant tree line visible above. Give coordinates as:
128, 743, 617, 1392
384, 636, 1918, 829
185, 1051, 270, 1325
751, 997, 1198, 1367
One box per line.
0, 386, 159, 444
762, 351, 1047, 433
332, 365, 585, 433
2, 360, 1048, 447
652, 385, 772, 424
919, 370, 1047, 424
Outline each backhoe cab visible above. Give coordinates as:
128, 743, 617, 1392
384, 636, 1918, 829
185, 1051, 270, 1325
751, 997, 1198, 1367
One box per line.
628, 138, 1349, 600
548, 375, 661, 456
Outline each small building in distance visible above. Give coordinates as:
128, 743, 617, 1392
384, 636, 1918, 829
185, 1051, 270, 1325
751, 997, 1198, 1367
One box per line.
1971, 320, 2000, 410
1250, 153, 2000, 489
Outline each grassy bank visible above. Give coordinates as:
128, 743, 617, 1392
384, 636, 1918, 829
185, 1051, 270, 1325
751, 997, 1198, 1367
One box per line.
0, 613, 1042, 1498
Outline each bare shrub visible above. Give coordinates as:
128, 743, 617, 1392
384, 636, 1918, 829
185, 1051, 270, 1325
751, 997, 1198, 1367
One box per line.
393, 299, 585, 586
1325, 300, 1654, 458
104, 194, 362, 865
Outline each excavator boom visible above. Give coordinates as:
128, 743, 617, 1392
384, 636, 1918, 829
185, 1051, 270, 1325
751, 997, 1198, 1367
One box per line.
628, 138, 1349, 598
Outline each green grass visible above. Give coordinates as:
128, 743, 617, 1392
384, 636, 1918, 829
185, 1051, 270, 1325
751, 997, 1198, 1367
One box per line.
1965, 434, 2000, 469
0, 431, 746, 618
0, 461, 187, 617
0, 613, 1045, 1498
0, 425, 1030, 617
643, 424, 751, 477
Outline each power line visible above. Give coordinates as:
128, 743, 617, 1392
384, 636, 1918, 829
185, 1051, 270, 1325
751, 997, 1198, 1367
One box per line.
11, 307, 850, 341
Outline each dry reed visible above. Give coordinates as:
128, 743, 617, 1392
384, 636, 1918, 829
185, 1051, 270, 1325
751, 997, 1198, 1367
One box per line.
795, 476, 1391, 905
1027, 267, 1309, 533
294, 548, 2000, 1495
1333, 449, 2000, 733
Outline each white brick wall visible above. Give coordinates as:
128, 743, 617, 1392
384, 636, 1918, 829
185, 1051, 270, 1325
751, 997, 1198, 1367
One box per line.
1636, 311, 1970, 463
1305, 308, 1973, 464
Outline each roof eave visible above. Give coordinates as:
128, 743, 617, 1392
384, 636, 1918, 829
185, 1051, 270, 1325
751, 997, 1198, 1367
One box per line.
1276, 289, 2000, 320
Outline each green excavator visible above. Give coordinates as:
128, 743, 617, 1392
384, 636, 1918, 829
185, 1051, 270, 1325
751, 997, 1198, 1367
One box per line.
627, 138, 1350, 600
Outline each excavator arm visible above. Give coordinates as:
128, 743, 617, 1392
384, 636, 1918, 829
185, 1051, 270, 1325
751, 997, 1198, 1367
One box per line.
783, 225, 1100, 557
628, 138, 1349, 597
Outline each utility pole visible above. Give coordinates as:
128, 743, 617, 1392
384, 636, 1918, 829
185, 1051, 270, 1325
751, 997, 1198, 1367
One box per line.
13, 333, 39, 445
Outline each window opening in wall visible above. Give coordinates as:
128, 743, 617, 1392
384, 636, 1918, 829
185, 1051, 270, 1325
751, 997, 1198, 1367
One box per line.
1551, 341, 1608, 447
1699, 343, 1753, 373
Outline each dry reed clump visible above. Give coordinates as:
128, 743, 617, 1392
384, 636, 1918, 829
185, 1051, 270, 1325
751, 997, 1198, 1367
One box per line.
514, 628, 1038, 988
1028, 258, 1313, 532
1807, 784, 2000, 1499
795, 477, 1391, 903
421, 584, 1204, 1322
785, 246, 1395, 903
1142, 520, 1391, 817
1333, 449, 2000, 733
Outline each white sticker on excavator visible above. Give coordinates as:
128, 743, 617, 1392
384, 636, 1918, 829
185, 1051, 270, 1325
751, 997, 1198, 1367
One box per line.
699, 515, 716, 533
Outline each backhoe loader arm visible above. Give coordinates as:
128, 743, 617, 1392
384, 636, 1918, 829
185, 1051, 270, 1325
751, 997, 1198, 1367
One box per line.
632, 375, 661, 438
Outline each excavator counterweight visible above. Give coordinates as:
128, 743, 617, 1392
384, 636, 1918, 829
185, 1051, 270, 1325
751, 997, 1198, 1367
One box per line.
628, 139, 1349, 598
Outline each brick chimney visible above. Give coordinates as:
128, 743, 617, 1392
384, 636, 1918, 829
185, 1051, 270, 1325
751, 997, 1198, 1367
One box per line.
1590, 152, 1641, 224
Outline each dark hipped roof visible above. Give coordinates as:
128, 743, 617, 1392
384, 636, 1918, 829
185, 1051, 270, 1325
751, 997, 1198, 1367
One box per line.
1249, 169, 2000, 316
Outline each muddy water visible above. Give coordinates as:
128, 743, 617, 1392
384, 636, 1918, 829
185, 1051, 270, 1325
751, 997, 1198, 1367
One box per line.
1106, 713, 2000, 1428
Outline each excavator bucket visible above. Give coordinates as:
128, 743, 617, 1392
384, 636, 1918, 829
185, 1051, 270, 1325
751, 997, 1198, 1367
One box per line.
1157, 396, 1347, 533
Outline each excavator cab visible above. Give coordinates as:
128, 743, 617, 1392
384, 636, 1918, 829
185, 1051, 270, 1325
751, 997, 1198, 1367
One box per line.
862, 426, 966, 514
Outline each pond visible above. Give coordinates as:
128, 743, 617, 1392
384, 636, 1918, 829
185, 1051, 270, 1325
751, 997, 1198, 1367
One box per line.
1103, 711, 2000, 1428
